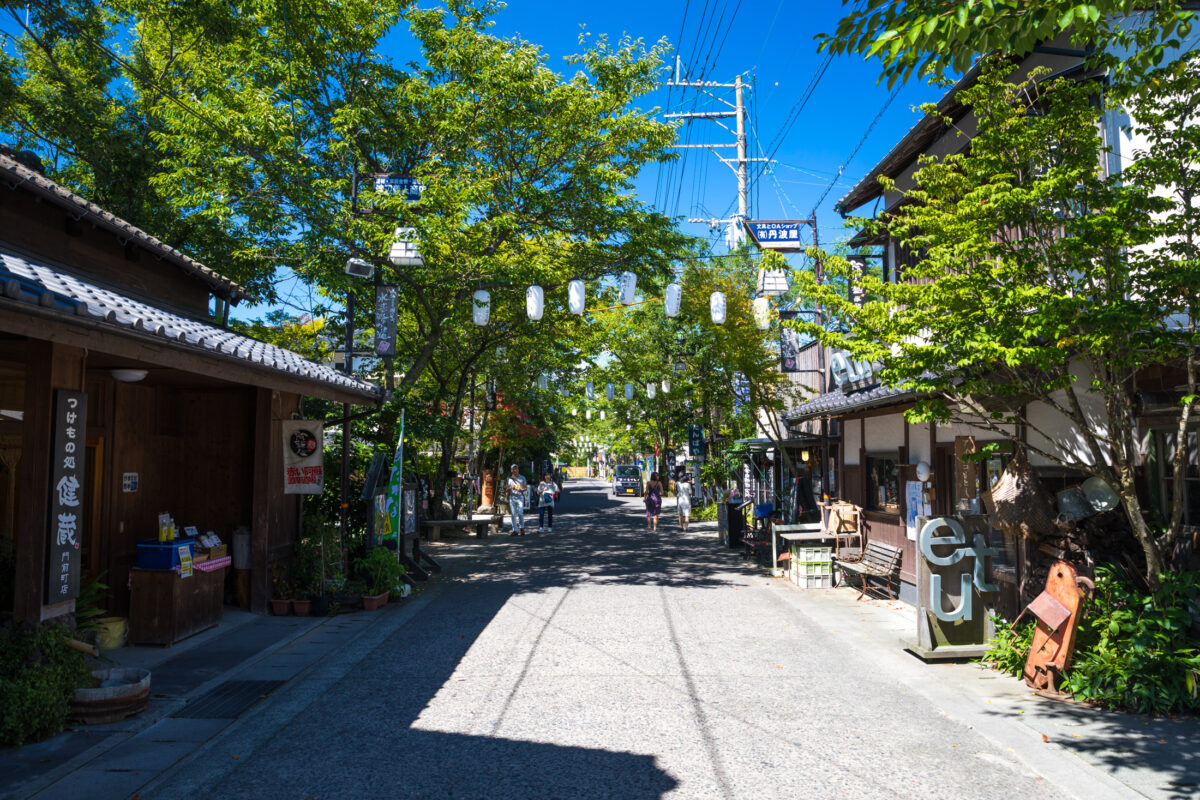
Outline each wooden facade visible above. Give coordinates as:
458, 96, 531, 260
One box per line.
0, 153, 380, 625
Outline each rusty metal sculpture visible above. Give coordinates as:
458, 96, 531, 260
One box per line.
1015, 561, 1093, 694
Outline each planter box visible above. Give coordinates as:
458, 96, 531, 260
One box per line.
70, 668, 150, 724
362, 591, 389, 611
292, 598, 312, 616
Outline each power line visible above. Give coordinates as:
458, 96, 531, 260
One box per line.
813, 85, 902, 212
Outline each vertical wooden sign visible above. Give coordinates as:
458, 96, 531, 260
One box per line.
47, 389, 87, 603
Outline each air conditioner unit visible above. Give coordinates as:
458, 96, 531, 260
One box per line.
344, 258, 374, 279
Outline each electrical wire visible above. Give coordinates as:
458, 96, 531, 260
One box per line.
813, 85, 902, 212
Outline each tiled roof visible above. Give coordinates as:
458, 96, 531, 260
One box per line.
785, 384, 916, 421
0, 249, 383, 401
0, 153, 248, 304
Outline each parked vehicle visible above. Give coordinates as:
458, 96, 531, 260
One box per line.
612, 465, 643, 497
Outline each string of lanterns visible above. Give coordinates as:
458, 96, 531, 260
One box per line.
468, 268, 786, 331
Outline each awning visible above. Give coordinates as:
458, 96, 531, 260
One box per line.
734, 435, 824, 452
0, 249, 384, 405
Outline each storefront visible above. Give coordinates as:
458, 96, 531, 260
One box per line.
0, 152, 383, 631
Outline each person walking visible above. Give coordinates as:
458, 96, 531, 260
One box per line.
506, 464, 527, 536
536, 471, 557, 533
645, 471, 664, 532
675, 471, 693, 532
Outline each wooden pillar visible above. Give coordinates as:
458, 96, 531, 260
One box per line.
15, 341, 86, 624
250, 388, 274, 613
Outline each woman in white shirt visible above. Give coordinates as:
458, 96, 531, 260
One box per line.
536, 471, 557, 533
676, 472, 692, 532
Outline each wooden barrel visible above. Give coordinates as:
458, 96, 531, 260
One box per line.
69, 668, 151, 725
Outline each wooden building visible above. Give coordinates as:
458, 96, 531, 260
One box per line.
0, 152, 382, 625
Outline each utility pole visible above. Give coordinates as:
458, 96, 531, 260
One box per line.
666, 58, 768, 246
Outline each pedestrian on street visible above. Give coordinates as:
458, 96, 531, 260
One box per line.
506, 464, 527, 536
536, 471, 557, 533
645, 471, 663, 532
675, 470, 692, 532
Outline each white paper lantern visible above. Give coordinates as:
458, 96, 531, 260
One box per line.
586, 409, 592, 420
600, 410, 606, 420
710, 291, 726, 325
388, 227, 424, 267
619, 271, 637, 305
624, 383, 633, 400
753, 296, 771, 330
586, 381, 594, 399
606, 383, 614, 401
571, 408, 577, 416
662, 379, 671, 394
647, 383, 657, 399
472, 289, 491, 326
664, 282, 682, 318
526, 285, 544, 321
568, 279, 586, 315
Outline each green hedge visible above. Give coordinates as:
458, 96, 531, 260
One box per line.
0, 623, 92, 746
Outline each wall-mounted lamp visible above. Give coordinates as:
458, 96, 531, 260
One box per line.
110, 369, 148, 383
800, 450, 810, 463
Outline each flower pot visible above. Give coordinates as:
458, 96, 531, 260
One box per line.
269, 598, 292, 616
291, 598, 312, 616
362, 590, 389, 611
70, 668, 150, 724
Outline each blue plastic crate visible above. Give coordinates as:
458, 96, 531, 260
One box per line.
136, 538, 195, 570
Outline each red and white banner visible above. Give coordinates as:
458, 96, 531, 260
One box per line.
283, 420, 324, 495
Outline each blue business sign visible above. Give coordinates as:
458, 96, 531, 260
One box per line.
744, 219, 804, 251
369, 174, 424, 202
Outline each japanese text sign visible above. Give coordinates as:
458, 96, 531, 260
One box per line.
47, 389, 87, 603
282, 420, 324, 495
744, 220, 804, 252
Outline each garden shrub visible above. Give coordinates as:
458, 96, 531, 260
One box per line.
0, 623, 93, 746
1061, 566, 1200, 715
983, 616, 1036, 677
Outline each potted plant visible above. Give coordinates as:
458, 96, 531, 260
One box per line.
357, 547, 404, 611
269, 565, 292, 616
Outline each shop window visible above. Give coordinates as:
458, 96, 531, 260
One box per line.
866, 453, 900, 514
1158, 429, 1200, 526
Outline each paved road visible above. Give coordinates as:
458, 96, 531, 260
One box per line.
153, 479, 1071, 800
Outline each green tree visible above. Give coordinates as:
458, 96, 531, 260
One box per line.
817, 0, 1196, 88
793, 60, 1199, 582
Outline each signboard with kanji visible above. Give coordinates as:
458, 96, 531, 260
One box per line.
375, 285, 398, 356
369, 174, 423, 201
688, 424, 704, 457
282, 420, 324, 494
47, 389, 87, 603
744, 219, 805, 252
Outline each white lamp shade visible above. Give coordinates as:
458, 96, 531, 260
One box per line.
568, 280, 586, 315
586, 381, 594, 399
606, 383, 614, 401
662, 379, 671, 393
753, 297, 771, 330
624, 383, 633, 400
526, 285, 544, 321
710, 291, 726, 325
472, 289, 491, 326
756, 268, 790, 297
664, 282, 682, 318
388, 227, 424, 266
647, 383, 657, 399
619, 271, 637, 304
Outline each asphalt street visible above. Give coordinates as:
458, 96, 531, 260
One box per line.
145, 478, 1075, 800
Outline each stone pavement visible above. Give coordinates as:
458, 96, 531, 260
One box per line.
6, 477, 1197, 799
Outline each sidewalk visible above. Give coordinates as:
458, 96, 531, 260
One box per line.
766, 572, 1200, 800
0, 600, 424, 800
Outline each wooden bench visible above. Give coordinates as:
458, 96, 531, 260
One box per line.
835, 541, 902, 601
420, 517, 495, 539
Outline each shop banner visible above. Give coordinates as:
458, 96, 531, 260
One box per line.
779, 310, 800, 373
374, 285, 398, 356
47, 389, 87, 603
385, 410, 406, 538
283, 420, 324, 495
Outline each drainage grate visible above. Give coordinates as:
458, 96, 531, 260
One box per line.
171, 680, 285, 719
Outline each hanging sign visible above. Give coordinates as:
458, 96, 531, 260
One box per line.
829, 349, 875, 390
744, 219, 805, 252
779, 310, 800, 373
375, 285, 398, 356
46, 389, 87, 603
666, 449, 677, 478
178, 545, 193, 578
688, 424, 704, 456
282, 420, 324, 494
368, 174, 423, 201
